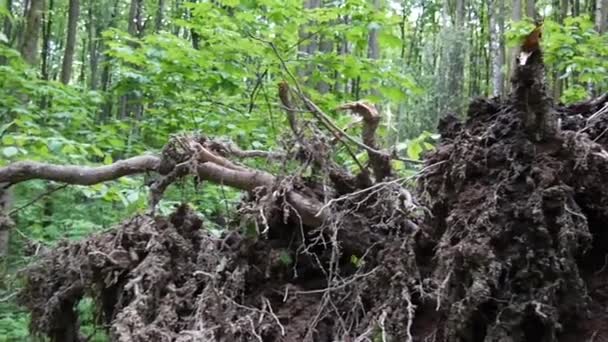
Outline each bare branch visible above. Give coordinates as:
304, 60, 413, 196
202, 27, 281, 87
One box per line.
278, 80, 300, 139
0, 156, 160, 185
195, 162, 326, 226
337, 101, 392, 180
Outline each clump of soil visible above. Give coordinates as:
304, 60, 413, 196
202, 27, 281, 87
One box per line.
18, 87, 608, 341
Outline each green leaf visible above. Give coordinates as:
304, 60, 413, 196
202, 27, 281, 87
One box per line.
379, 32, 402, 49
406, 141, 423, 160
103, 154, 113, 165
218, 0, 240, 7
2, 146, 18, 158
279, 251, 293, 266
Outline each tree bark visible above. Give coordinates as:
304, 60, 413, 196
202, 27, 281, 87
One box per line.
526, 0, 536, 18
0, 154, 327, 228
490, 0, 506, 97
99, 0, 121, 120
553, 0, 568, 100
367, 0, 382, 100
506, 0, 522, 93
298, 0, 321, 84
2, 0, 12, 44
20, 0, 44, 66
439, 0, 466, 114
120, 0, 144, 119
155, 0, 165, 32
87, 0, 98, 89
597, 0, 608, 33
40, 0, 53, 81
0, 184, 13, 258
60, 0, 80, 85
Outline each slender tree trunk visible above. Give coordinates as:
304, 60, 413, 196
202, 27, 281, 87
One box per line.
553, 0, 567, 100
100, 0, 121, 120
298, 0, 321, 87
441, 0, 466, 114
597, 0, 608, 33
20, 0, 44, 66
60, 0, 80, 85
188, 0, 200, 49
506, 0, 522, 93
120, 0, 144, 119
40, 0, 53, 112
2, 0, 12, 43
367, 0, 381, 102
87, 0, 99, 89
368, 0, 380, 61
572, 0, 581, 15
0, 184, 12, 258
0, 0, 12, 65
155, 0, 165, 32
526, 0, 536, 18
561, 0, 569, 18
490, 0, 505, 97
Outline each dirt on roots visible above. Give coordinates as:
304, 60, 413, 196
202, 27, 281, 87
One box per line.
19, 94, 608, 342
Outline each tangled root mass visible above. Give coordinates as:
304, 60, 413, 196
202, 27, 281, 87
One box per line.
19, 93, 608, 342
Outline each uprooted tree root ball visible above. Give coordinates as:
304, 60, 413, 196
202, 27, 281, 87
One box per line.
19, 181, 425, 341
417, 94, 608, 341
18, 91, 608, 342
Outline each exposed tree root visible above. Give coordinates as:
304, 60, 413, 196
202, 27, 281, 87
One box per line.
10, 77, 608, 340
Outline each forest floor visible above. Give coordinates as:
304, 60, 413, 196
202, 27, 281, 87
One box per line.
18, 91, 608, 341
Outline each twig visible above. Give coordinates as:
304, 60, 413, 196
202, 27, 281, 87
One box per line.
263, 297, 286, 336
248, 34, 365, 171
294, 267, 379, 294
0, 292, 17, 302
9, 184, 69, 215
315, 160, 445, 217
248, 68, 269, 114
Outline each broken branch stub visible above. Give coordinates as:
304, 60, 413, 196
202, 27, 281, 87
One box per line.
337, 101, 392, 181
511, 24, 559, 141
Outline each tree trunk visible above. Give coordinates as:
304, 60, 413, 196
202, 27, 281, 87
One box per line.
440, 0, 466, 114
127, 0, 143, 37
553, 0, 568, 100
298, 0, 321, 87
87, 0, 98, 89
120, 0, 144, 119
155, 0, 165, 32
60, 0, 80, 85
526, 0, 536, 18
2, 0, 12, 43
490, 0, 505, 97
597, 0, 608, 33
561, 0, 570, 18
573, 0, 581, 15
0, 184, 12, 258
20, 0, 44, 66
367, 0, 380, 61
41, 0, 52, 80
506, 0, 522, 94
100, 0, 121, 120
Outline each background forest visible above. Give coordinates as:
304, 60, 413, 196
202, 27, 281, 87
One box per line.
0, 0, 607, 339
